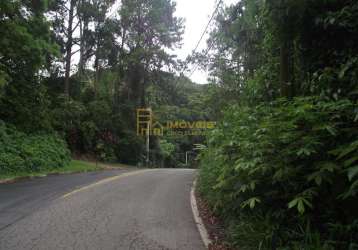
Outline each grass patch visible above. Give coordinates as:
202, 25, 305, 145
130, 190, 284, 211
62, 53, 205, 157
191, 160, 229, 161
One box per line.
53, 160, 100, 173
0, 160, 101, 182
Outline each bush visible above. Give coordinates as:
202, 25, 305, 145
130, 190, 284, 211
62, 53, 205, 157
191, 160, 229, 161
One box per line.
50, 97, 125, 162
0, 121, 71, 175
198, 97, 358, 249
114, 130, 144, 165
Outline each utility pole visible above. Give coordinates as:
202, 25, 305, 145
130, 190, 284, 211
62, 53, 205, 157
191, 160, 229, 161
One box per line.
146, 120, 150, 167
185, 151, 190, 166
136, 108, 152, 167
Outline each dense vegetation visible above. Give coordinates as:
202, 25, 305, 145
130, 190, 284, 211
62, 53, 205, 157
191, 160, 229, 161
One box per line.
198, 0, 358, 249
0, 0, 207, 176
0, 121, 70, 175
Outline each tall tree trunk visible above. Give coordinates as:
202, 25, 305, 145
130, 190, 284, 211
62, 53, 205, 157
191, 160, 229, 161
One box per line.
140, 64, 147, 107
93, 20, 102, 97
280, 40, 291, 98
78, 15, 83, 78
114, 63, 124, 109
140, 78, 146, 107
94, 55, 99, 96
64, 0, 76, 97
79, 16, 89, 79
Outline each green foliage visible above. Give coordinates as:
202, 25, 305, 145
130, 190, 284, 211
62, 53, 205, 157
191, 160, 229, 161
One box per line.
0, 0, 58, 132
198, 0, 358, 248
1, 0, 187, 166
115, 130, 144, 165
0, 121, 71, 175
63, 160, 100, 173
198, 97, 358, 249
159, 140, 175, 158
50, 96, 119, 162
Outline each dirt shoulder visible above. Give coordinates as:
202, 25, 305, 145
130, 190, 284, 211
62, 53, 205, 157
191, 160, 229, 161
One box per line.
195, 190, 235, 250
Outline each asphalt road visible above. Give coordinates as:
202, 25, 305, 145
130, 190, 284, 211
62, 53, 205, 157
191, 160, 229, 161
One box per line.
0, 169, 205, 250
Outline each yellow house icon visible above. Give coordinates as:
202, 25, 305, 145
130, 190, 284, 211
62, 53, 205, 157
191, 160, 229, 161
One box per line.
152, 121, 164, 136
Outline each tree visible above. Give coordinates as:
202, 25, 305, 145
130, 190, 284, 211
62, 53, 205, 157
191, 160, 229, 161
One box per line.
199, 0, 265, 105
198, 0, 358, 248
115, 0, 184, 107
0, 0, 58, 131
74, 0, 116, 95
264, 0, 307, 98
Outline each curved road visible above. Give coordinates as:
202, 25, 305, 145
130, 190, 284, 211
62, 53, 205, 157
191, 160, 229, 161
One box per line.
0, 169, 205, 250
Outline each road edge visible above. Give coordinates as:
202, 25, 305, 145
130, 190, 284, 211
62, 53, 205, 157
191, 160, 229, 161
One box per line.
191, 179, 212, 249
0, 164, 130, 184
0, 171, 100, 185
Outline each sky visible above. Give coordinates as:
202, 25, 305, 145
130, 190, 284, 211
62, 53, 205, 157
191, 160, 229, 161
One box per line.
104, 0, 237, 84
174, 0, 237, 84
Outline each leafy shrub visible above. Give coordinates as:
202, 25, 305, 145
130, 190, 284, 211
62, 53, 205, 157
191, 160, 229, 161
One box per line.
51, 97, 87, 151
96, 139, 116, 162
198, 97, 358, 249
114, 130, 144, 165
50, 97, 126, 162
0, 121, 71, 174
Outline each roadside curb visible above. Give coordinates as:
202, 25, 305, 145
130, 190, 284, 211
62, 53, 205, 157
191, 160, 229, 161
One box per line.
191, 179, 212, 249
0, 175, 48, 184
0, 176, 29, 184
0, 167, 124, 185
